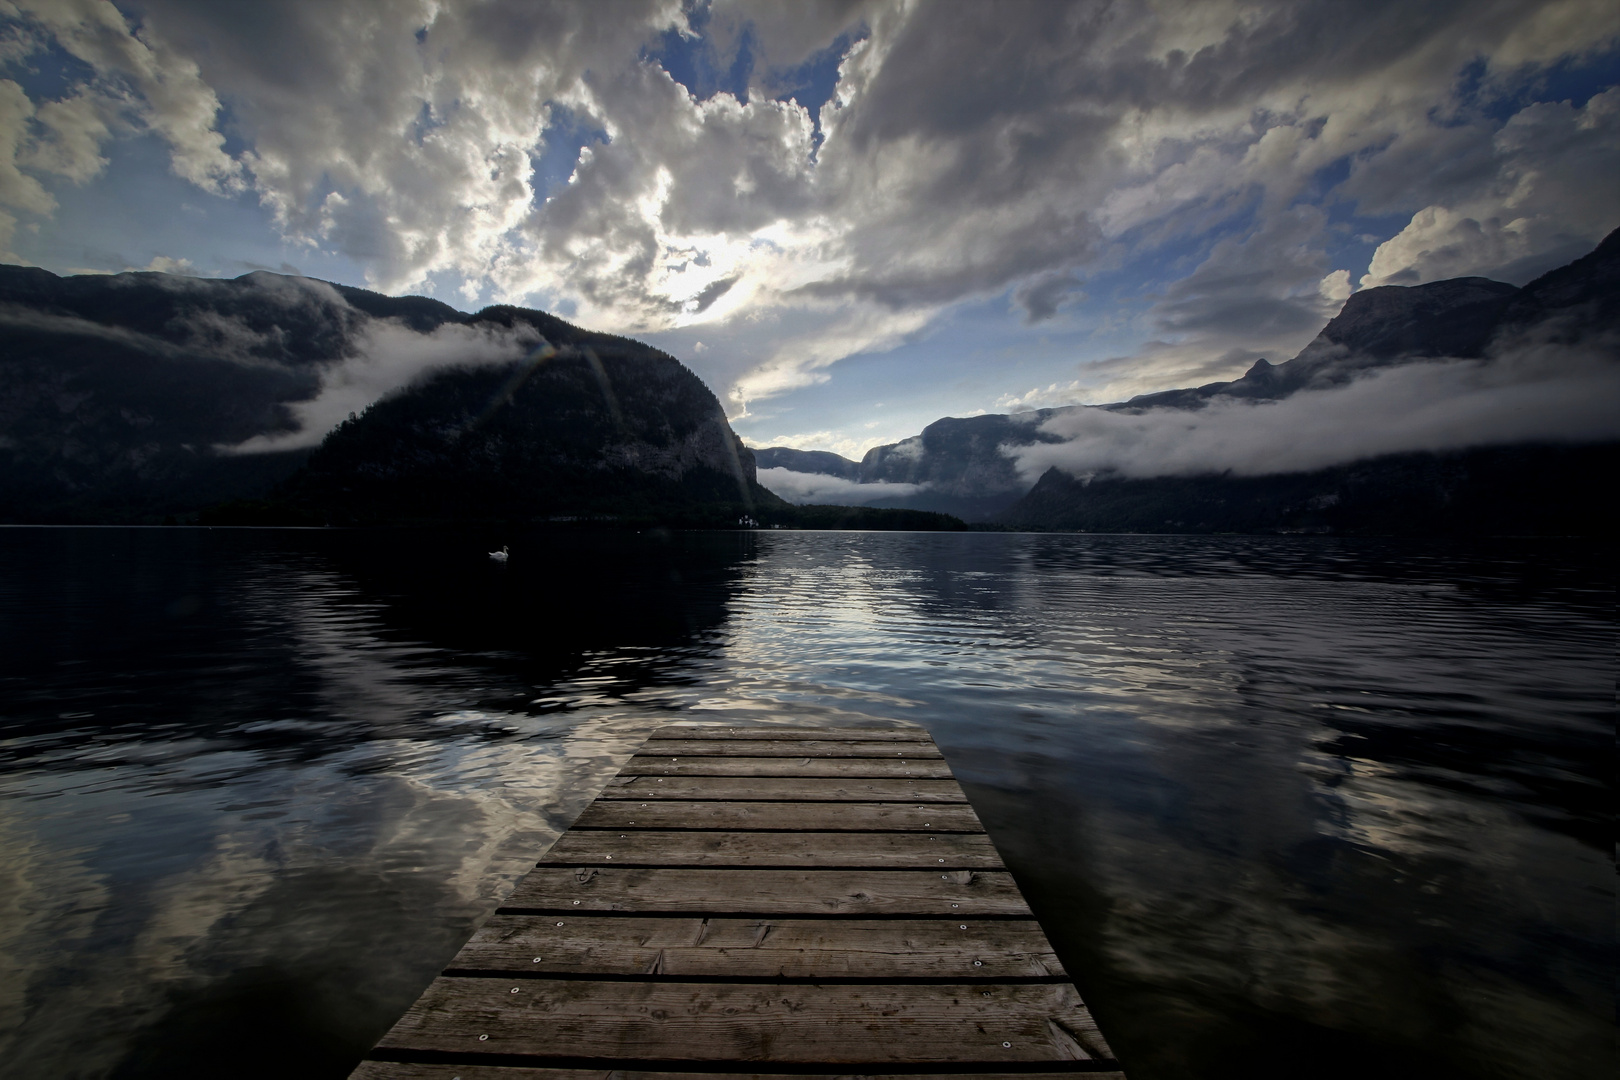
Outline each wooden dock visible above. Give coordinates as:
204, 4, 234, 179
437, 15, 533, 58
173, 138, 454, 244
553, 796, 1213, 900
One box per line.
352, 724, 1125, 1079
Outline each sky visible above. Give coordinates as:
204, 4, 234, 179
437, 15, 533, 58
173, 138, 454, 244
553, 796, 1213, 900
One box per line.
2, 0, 1617, 461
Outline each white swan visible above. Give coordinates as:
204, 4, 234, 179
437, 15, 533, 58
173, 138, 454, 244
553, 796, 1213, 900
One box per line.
489, 544, 509, 562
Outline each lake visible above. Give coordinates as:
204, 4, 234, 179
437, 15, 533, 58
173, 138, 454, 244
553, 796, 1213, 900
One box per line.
0, 526, 1610, 1079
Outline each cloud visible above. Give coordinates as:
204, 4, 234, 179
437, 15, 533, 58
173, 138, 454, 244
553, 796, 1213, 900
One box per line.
747, 426, 903, 460
1361, 88, 1620, 287
137, 255, 193, 274
1013, 271, 1085, 323
995, 380, 1089, 412
12, 0, 242, 191
220, 318, 539, 453
1009, 332, 1620, 483
1, 0, 1616, 433
756, 466, 923, 504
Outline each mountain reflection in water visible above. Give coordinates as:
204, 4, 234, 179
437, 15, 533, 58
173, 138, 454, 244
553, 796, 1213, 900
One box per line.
0, 527, 1610, 1079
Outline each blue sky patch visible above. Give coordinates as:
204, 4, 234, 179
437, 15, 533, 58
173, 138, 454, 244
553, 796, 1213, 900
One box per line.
531, 105, 610, 203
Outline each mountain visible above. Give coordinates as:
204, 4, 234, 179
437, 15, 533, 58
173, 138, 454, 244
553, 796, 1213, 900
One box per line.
760, 228, 1618, 532
282, 310, 774, 526
756, 413, 1068, 519
0, 266, 470, 522
999, 444, 1615, 536
0, 266, 779, 524
752, 446, 861, 480
1116, 276, 1520, 412
852, 413, 1069, 520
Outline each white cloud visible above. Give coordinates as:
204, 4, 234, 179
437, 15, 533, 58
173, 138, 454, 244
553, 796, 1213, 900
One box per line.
1010, 333, 1620, 483
14, 0, 242, 191
2, 0, 1616, 433
1362, 88, 1620, 288
220, 318, 539, 453
0, 79, 53, 257
756, 466, 924, 505
995, 381, 1089, 411
137, 255, 193, 274
746, 425, 903, 461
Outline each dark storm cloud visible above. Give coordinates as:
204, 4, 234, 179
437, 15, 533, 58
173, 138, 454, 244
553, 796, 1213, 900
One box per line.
1013, 271, 1085, 323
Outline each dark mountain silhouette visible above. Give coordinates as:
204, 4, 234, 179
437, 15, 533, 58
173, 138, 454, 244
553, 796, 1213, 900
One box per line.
756, 415, 1068, 519
1117, 277, 1520, 412
998, 444, 1615, 536
0, 266, 474, 522
282, 323, 773, 526
851, 413, 1069, 520
760, 228, 1618, 533
752, 446, 861, 480
0, 266, 771, 523
0, 265, 955, 529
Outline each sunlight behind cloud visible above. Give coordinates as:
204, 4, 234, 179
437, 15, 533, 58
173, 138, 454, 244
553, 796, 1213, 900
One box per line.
0, 0, 1614, 452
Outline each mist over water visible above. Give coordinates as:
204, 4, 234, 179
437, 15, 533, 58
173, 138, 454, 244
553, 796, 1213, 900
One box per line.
0, 527, 1610, 1079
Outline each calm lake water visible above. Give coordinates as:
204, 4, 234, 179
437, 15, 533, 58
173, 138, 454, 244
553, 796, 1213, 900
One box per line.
0, 526, 1611, 1079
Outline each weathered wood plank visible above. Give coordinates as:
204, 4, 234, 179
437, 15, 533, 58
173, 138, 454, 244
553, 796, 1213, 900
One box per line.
351, 723, 1126, 1080
376, 979, 1114, 1063
654, 727, 929, 742
600, 776, 968, 802
623, 756, 955, 779
452, 916, 1065, 978
538, 830, 1004, 868
353, 1066, 1127, 1080
642, 738, 943, 759
571, 799, 986, 833
502, 867, 1032, 916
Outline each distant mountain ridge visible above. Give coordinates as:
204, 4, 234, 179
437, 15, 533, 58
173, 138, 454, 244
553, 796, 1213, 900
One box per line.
759, 227, 1618, 532
752, 446, 861, 480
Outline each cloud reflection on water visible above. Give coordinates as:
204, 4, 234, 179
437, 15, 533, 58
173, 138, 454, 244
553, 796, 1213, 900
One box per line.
0, 528, 1610, 1079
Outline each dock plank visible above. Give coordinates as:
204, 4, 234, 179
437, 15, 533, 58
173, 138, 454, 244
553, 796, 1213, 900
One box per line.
651, 727, 930, 742
502, 867, 1032, 916
376, 979, 1113, 1063
451, 916, 1066, 978
353, 725, 1123, 1078
642, 738, 944, 758
571, 799, 986, 832
538, 830, 1004, 868
624, 756, 955, 779
600, 776, 969, 802
354, 1067, 1127, 1080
